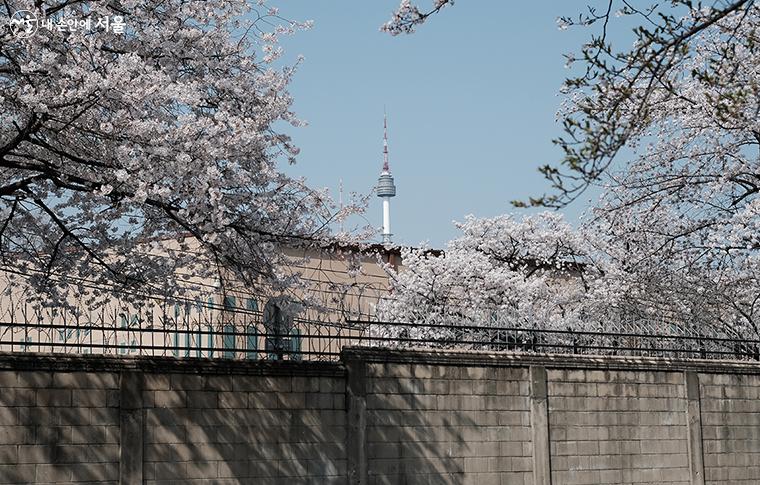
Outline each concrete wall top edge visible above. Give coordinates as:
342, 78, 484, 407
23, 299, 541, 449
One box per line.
2, 347, 759, 376
341, 346, 760, 375
0, 351, 346, 377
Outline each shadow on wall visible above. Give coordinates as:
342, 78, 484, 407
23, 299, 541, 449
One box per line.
0, 370, 122, 484
362, 362, 534, 484
365, 394, 474, 481
141, 367, 534, 485
0, 362, 485, 485
140, 370, 347, 484
0, 360, 534, 484
140, 366, 512, 485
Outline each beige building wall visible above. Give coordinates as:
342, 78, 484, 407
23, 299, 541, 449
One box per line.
0, 240, 402, 361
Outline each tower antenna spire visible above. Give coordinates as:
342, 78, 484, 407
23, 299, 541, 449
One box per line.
338, 178, 344, 233
382, 108, 390, 172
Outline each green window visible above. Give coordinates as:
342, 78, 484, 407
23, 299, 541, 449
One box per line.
245, 298, 259, 359
119, 314, 128, 355
206, 297, 215, 358
173, 304, 181, 357
222, 296, 236, 358
245, 325, 258, 360
222, 324, 235, 359
290, 328, 302, 361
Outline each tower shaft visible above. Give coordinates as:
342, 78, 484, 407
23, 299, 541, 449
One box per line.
382, 198, 392, 244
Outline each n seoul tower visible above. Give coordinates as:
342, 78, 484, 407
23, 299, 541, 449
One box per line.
376, 113, 397, 245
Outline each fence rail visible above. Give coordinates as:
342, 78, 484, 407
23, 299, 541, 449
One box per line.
2, 316, 760, 362
356, 320, 760, 361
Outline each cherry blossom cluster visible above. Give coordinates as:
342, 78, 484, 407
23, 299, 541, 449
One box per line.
381, 0, 453, 35
0, 0, 361, 305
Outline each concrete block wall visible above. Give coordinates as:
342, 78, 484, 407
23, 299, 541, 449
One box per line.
347, 349, 760, 485
700, 373, 760, 483
364, 362, 532, 485
547, 369, 689, 484
1, 350, 760, 485
0, 369, 120, 484
0, 355, 346, 485
141, 372, 347, 485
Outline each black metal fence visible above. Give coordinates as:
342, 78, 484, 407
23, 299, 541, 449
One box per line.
2, 315, 760, 362
353, 320, 760, 361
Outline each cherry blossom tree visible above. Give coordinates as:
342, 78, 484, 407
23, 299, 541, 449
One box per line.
379, 1, 760, 346
534, 0, 756, 209
377, 210, 760, 351
557, 2, 760, 340
0, 0, 358, 302
377, 213, 597, 329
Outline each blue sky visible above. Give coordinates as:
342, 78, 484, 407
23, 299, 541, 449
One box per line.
274, 1, 597, 248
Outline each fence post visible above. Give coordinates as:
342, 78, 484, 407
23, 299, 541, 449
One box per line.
345, 356, 368, 485
530, 365, 552, 485
119, 371, 143, 485
685, 371, 705, 485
